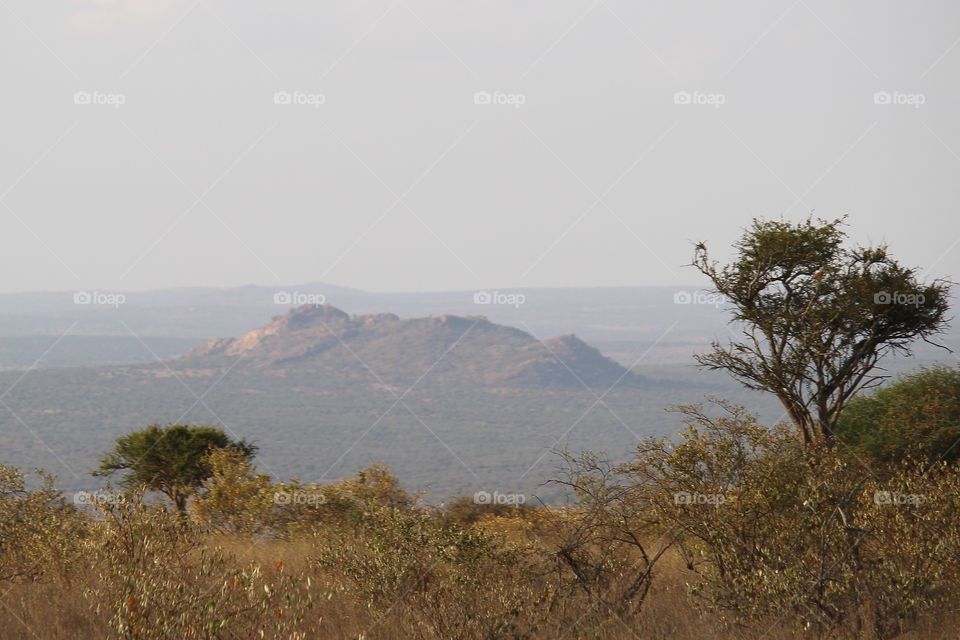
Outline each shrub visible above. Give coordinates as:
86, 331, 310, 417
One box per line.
85, 494, 316, 639
311, 503, 549, 639
837, 366, 960, 466
571, 401, 960, 638
272, 463, 418, 535
441, 495, 536, 528
191, 448, 276, 536
0, 465, 88, 583
548, 452, 673, 619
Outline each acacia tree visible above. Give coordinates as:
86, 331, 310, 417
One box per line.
95, 424, 257, 514
692, 217, 951, 446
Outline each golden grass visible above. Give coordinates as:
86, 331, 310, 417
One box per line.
1, 533, 956, 640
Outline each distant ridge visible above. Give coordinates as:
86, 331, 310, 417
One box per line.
184, 304, 643, 389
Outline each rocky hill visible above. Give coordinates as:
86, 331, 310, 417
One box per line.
184, 304, 642, 389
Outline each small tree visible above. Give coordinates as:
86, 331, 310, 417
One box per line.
692, 217, 951, 446
95, 424, 257, 514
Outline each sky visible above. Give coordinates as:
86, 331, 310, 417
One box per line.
1, 0, 959, 294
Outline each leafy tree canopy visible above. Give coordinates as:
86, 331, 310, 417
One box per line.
693, 216, 951, 445
95, 424, 256, 513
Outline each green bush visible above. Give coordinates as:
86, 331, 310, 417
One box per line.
837, 366, 960, 465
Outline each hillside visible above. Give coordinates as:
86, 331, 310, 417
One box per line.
184, 304, 642, 389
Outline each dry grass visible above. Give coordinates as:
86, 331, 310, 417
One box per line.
1, 532, 957, 640
2, 451, 958, 639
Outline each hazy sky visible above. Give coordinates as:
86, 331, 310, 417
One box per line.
2, 0, 959, 293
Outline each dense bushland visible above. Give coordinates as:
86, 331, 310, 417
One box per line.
2, 395, 959, 639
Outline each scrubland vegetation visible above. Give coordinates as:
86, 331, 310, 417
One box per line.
2, 389, 960, 639
2, 218, 957, 639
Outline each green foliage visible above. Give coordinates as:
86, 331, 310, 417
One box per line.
96, 424, 257, 513
693, 217, 951, 445
837, 366, 960, 466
